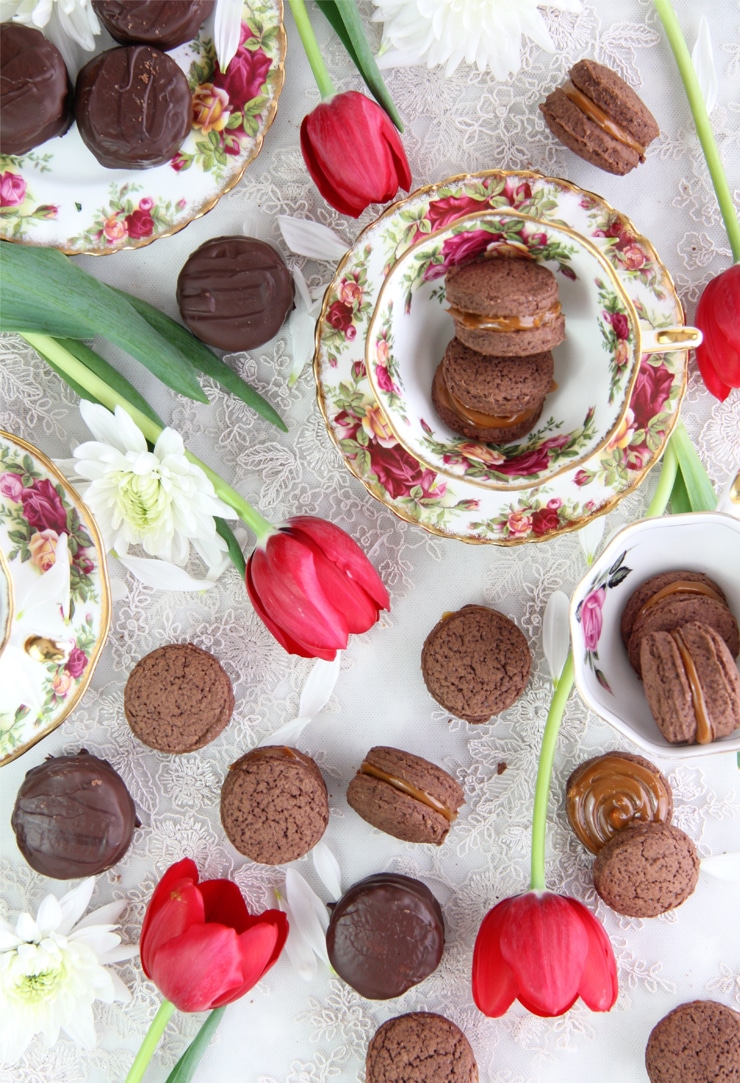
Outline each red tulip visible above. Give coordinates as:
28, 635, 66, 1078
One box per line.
472, 891, 618, 1018
300, 90, 412, 217
694, 264, 740, 401
140, 859, 288, 1012
246, 515, 390, 660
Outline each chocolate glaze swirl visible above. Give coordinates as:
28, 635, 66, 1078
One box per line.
566, 751, 673, 854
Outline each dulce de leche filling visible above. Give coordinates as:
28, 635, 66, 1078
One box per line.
360, 760, 458, 822
670, 627, 714, 744
567, 753, 672, 853
561, 80, 646, 159
448, 301, 562, 333
637, 579, 725, 621
437, 366, 541, 430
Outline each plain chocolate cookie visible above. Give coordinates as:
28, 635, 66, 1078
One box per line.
220, 746, 329, 864
124, 642, 234, 753
645, 1000, 740, 1083
366, 1012, 479, 1083
347, 746, 464, 845
431, 360, 545, 444
421, 604, 531, 723
593, 821, 699, 918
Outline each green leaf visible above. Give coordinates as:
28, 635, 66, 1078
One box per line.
216, 518, 246, 576
314, 0, 404, 131
164, 1007, 226, 1083
52, 339, 165, 426
671, 421, 717, 511
669, 465, 692, 513
112, 289, 287, 432
0, 243, 208, 403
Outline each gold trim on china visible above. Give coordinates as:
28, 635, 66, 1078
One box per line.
3, 0, 286, 258
364, 207, 640, 493
313, 169, 689, 546
0, 431, 112, 766
0, 548, 13, 658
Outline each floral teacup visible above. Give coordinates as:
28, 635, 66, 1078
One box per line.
570, 512, 740, 758
365, 211, 700, 492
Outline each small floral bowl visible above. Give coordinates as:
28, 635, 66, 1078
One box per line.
365, 210, 699, 492
570, 512, 740, 758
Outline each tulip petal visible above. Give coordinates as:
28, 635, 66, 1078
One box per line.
246, 558, 328, 658
288, 532, 381, 635
287, 516, 390, 610
571, 900, 618, 1011
198, 879, 251, 932
212, 914, 288, 1007
140, 877, 205, 977
148, 923, 247, 1011
471, 897, 520, 1017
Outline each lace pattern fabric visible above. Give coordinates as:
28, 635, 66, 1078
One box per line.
1, 2, 740, 1080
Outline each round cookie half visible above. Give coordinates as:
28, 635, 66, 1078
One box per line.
0, 23, 73, 156
326, 873, 445, 999
620, 570, 730, 648
347, 746, 464, 845
627, 593, 739, 677
565, 750, 673, 854
432, 361, 544, 443
92, 1, 214, 49
366, 1013, 478, 1083
640, 622, 740, 745
421, 604, 531, 723
645, 999, 740, 1083
124, 642, 234, 753
221, 746, 328, 864
592, 821, 699, 918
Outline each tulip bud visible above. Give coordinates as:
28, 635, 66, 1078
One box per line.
300, 90, 412, 218
694, 264, 740, 401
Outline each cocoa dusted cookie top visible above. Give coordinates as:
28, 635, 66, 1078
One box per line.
366, 1012, 479, 1083
124, 642, 234, 753
421, 604, 531, 723
645, 1000, 740, 1083
220, 746, 329, 865
593, 821, 699, 918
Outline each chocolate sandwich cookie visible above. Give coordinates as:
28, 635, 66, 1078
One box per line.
177, 236, 295, 352
445, 257, 565, 357
92, 1, 214, 50
326, 873, 445, 999
592, 821, 699, 918
75, 45, 192, 169
640, 621, 740, 745
540, 59, 659, 175
566, 750, 673, 854
366, 1013, 479, 1083
431, 338, 553, 443
622, 570, 739, 676
645, 1000, 740, 1083
0, 23, 73, 156
11, 751, 138, 879
124, 642, 234, 753
347, 746, 464, 845
221, 746, 329, 864
421, 604, 531, 723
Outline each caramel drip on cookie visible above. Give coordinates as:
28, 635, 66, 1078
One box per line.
670, 628, 714, 744
360, 761, 457, 822
637, 580, 725, 620
561, 80, 646, 159
437, 368, 541, 429
447, 301, 562, 332
568, 753, 671, 853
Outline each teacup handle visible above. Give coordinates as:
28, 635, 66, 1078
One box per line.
640, 324, 703, 354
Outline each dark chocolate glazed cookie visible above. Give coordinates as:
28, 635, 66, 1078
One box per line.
593, 821, 699, 918
366, 1013, 479, 1083
75, 45, 192, 169
326, 873, 445, 999
0, 23, 73, 156
92, 1, 214, 49
645, 1000, 740, 1083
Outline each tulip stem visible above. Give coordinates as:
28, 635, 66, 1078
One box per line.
646, 436, 678, 517
289, 0, 336, 99
21, 332, 276, 544
530, 653, 574, 891
124, 999, 176, 1083
653, 0, 740, 262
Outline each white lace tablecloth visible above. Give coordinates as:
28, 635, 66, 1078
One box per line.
2, 2, 740, 1080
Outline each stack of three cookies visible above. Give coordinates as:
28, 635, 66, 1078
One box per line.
433, 257, 565, 444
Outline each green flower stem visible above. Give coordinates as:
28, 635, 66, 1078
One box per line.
529, 451, 677, 890
124, 999, 176, 1083
289, 0, 336, 99
22, 332, 275, 544
653, 0, 740, 262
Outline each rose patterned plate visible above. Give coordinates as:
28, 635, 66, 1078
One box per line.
0, 432, 110, 766
0, 0, 285, 255
314, 170, 689, 544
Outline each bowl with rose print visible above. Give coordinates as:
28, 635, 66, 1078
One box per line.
365, 209, 699, 493
0, 432, 111, 766
570, 512, 740, 759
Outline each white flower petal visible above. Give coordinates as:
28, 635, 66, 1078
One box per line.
213, 0, 242, 72
61, 1005, 98, 1048
298, 655, 341, 718
74, 899, 127, 930
578, 517, 605, 565
700, 853, 740, 882
311, 840, 342, 900
277, 215, 348, 261
35, 894, 63, 936
543, 589, 570, 686
256, 715, 310, 748
284, 869, 330, 970
114, 554, 220, 591
692, 15, 718, 116
55, 878, 97, 934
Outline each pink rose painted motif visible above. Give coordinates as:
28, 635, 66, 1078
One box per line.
369, 441, 443, 500
426, 194, 487, 232
424, 229, 498, 281
214, 26, 272, 109
66, 646, 89, 679
576, 552, 632, 692
28, 529, 61, 572
580, 587, 606, 650
21, 479, 68, 534
631, 359, 673, 433
0, 472, 24, 501
0, 171, 26, 207
125, 206, 154, 239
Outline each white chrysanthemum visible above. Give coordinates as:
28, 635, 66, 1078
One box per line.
70, 402, 234, 575
372, 0, 582, 79
0, 878, 136, 1065
0, 0, 100, 73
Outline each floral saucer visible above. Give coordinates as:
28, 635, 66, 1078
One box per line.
314, 170, 689, 544
0, 0, 285, 255
0, 432, 110, 766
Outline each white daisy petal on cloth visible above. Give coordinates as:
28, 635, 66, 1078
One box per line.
543, 589, 570, 686
279, 868, 331, 981
114, 554, 221, 592
312, 840, 342, 900
692, 15, 718, 116
277, 216, 348, 262
578, 517, 605, 565
700, 853, 740, 882
258, 654, 341, 747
